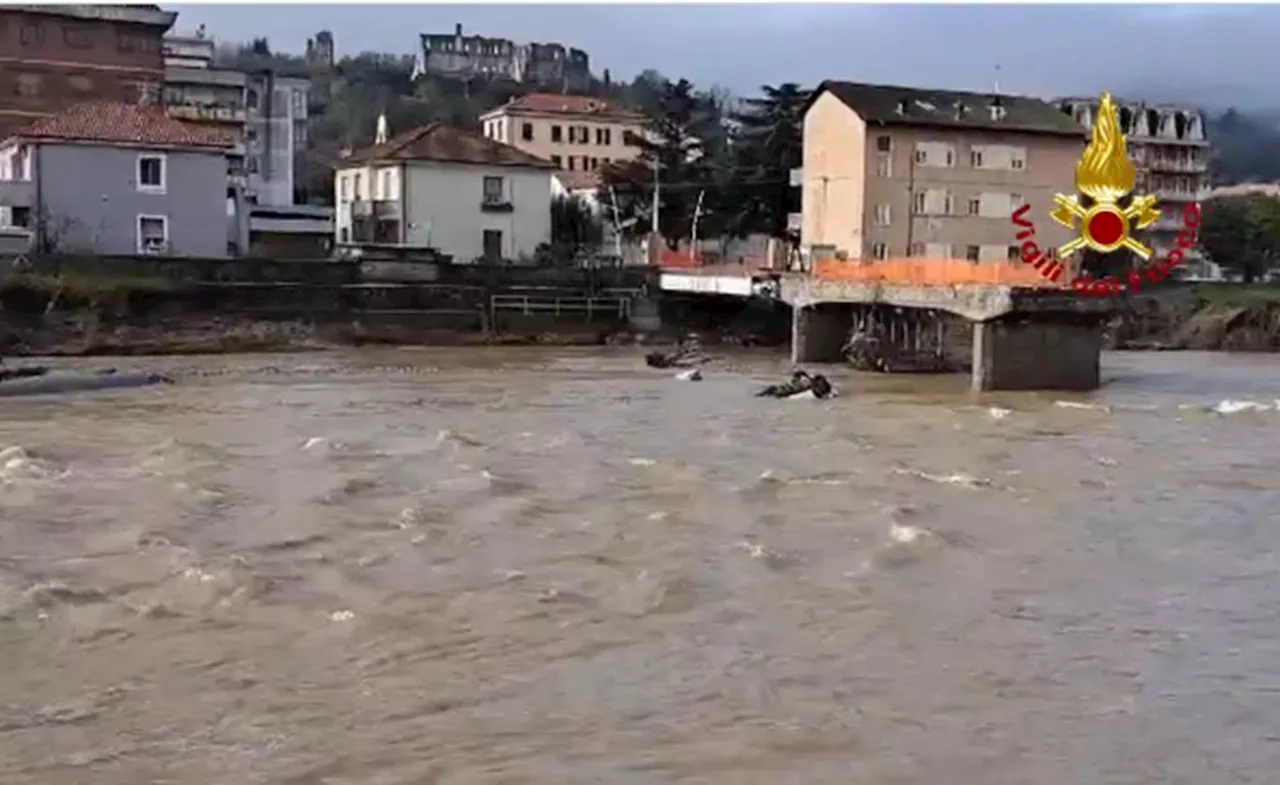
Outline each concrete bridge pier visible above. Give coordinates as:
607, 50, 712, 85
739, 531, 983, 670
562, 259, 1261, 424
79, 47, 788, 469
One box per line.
971, 316, 1104, 391
791, 303, 851, 363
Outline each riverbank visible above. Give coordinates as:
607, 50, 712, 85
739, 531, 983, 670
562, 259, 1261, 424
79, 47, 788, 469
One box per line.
1113, 283, 1280, 352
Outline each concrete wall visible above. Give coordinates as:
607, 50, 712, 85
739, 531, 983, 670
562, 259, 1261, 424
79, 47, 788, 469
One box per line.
801, 91, 867, 259
403, 161, 551, 263
37, 142, 230, 258
971, 317, 1102, 391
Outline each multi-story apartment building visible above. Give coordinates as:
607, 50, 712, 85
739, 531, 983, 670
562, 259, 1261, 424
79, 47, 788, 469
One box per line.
413, 25, 590, 91
801, 81, 1085, 266
245, 71, 309, 207
1057, 97, 1210, 269
0, 4, 176, 137
479, 93, 646, 192
162, 31, 247, 191
158, 30, 310, 208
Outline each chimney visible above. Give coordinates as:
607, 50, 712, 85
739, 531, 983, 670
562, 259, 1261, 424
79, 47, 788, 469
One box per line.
455, 23, 463, 37
896, 99, 908, 116
375, 112, 389, 145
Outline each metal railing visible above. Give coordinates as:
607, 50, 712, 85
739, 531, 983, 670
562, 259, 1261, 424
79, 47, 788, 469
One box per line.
490, 294, 632, 320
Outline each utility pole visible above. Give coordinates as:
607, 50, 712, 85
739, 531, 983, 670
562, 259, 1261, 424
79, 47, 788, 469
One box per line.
904, 147, 918, 256
607, 184, 623, 261
650, 157, 660, 237
689, 189, 705, 262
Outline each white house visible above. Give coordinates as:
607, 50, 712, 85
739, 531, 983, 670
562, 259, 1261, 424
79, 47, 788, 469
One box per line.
333, 123, 556, 263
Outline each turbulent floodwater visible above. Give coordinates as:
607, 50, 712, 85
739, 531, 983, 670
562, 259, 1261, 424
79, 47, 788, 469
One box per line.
2, 348, 1279, 784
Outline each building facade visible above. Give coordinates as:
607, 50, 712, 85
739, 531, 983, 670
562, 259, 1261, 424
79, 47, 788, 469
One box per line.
479, 93, 646, 194
334, 124, 555, 263
0, 101, 234, 257
801, 81, 1085, 267
1057, 97, 1210, 268
0, 4, 177, 137
245, 71, 310, 207
413, 24, 590, 91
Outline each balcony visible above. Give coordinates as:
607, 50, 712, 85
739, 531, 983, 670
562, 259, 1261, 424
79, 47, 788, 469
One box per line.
0, 178, 35, 209
481, 196, 514, 213
167, 103, 248, 124
1146, 157, 1209, 174
1152, 187, 1208, 203
351, 199, 399, 219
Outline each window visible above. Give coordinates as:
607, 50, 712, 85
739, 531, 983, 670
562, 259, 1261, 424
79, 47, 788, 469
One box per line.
1007, 245, 1021, 261
340, 227, 349, 243
916, 189, 951, 215
15, 73, 41, 98
875, 156, 892, 178
909, 243, 924, 256
136, 214, 169, 254
967, 197, 981, 216
353, 172, 361, 197
623, 130, 643, 147
20, 21, 44, 47
1011, 152, 1026, 170
1009, 193, 1023, 211
970, 149, 983, 168
599, 128, 612, 145
551, 124, 563, 143
590, 157, 599, 170
482, 175, 504, 203
551, 154, 562, 167
521, 122, 533, 141
246, 89, 259, 110
247, 155, 260, 174
876, 135, 892, 153
63, 25, 93, 49
567, 157, 575, 171
578, 125, 589, 145
379, 169, 392, 200
137, 154, 165, 193
874, 204, 892, 227
914, 142, 954, 167
338, 175, 348, 201
965, 245, 980, 261
871, 242, 888, 260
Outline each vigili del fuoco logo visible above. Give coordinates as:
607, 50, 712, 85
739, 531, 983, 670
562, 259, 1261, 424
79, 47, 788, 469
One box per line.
1009, 92, 1201, 296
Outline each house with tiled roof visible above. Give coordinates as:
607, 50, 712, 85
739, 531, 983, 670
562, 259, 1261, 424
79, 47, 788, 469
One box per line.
334, 121, 557, 262
800, 80, 1085, 266
0, 101, 235, 257
478, 93, 648, 202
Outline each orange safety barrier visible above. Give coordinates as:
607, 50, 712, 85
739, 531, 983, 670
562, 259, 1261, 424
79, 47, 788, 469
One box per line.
812, 257, 1068, 288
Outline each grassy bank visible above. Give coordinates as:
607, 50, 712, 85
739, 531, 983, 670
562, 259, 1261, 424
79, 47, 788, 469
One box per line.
0, 272, 642, 357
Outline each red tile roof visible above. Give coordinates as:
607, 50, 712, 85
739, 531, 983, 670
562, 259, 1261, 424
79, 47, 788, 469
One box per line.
554, 169, 602, 191
6, 101, 234, 150
345, 124, 556, 169
497, 93, 644, 122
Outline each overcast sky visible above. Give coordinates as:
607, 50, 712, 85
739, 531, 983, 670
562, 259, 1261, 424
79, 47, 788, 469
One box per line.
169, 3, 1277, 110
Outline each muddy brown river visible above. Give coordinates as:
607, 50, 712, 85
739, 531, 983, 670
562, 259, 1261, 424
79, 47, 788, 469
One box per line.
1, 348, 1278, 784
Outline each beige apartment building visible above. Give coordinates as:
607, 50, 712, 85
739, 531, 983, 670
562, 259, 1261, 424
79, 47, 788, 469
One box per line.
801, 81, 1086, 266
479, 93, 647, 189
